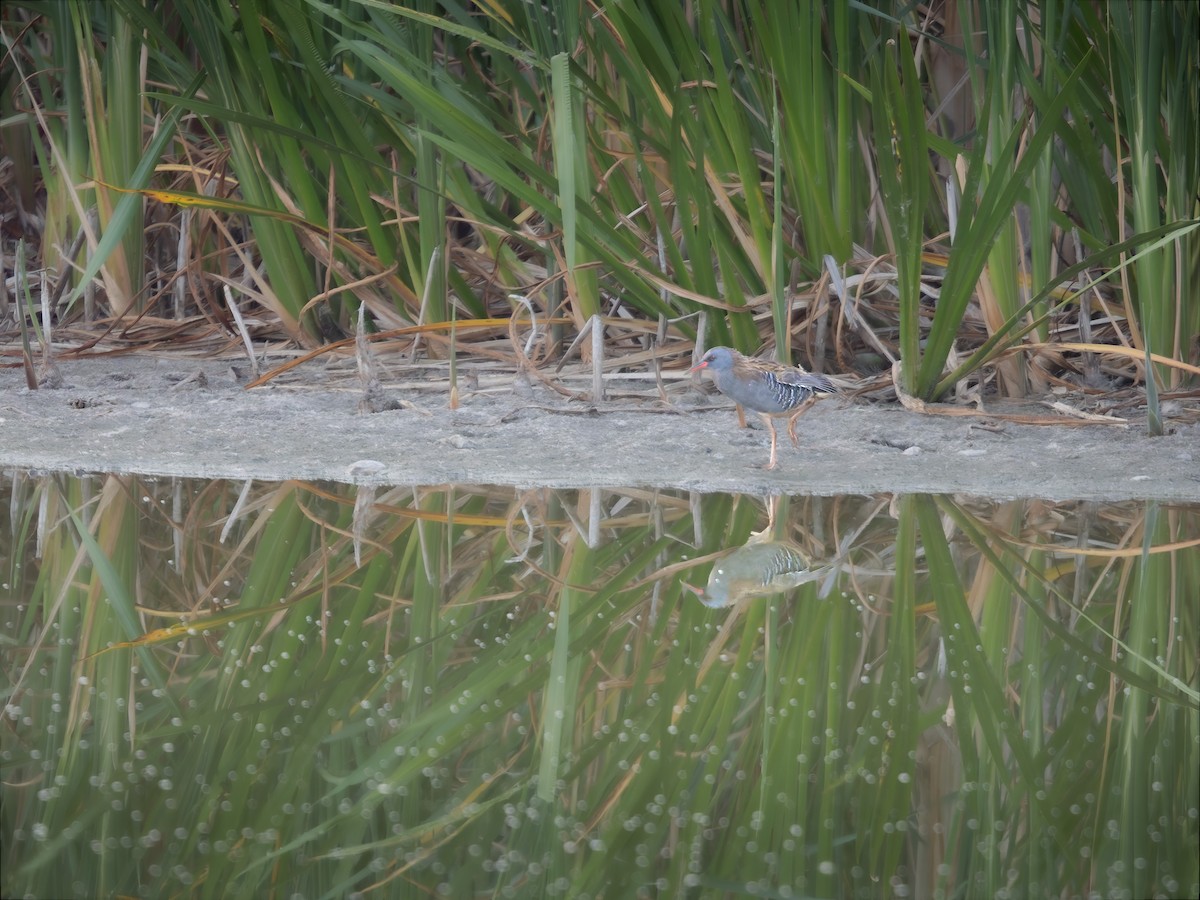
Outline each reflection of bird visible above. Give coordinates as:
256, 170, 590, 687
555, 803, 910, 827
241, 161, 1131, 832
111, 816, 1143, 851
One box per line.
690, 540, 814, 608
690, 347, 837, 469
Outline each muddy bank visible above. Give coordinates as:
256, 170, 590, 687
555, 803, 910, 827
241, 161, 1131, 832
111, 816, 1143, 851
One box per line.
1, 353, 1197, 502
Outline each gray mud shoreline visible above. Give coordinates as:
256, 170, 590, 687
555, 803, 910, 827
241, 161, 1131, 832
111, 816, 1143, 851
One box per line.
2, 354, 1197, 501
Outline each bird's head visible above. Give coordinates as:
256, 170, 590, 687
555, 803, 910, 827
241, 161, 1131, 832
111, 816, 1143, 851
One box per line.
689, 346, 735, 373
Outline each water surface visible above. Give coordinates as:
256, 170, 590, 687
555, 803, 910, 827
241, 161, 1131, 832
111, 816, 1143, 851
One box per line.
2, 474, 1196, 898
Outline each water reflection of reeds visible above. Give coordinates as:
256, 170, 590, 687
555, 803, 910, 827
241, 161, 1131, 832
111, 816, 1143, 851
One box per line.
2, 473, 1196, 899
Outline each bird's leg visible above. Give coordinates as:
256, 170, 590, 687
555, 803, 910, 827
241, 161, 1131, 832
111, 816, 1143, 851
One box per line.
763, 416, 780, 470
736, 403, 747, 429
785, 395, 819, 446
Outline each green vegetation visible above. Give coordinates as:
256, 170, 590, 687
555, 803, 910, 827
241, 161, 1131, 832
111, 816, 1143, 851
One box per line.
2, 475, 1197, 897
4, 5, 1195, 888
3, 1, 1196, 402
3, 5, 1198, 891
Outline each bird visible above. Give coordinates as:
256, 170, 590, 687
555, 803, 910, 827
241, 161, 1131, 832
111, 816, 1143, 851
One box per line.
690, 346, 837, 469
684, 539, 815, 608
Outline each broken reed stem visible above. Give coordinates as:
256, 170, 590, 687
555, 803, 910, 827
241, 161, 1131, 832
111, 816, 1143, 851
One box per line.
592, 313, 604, 402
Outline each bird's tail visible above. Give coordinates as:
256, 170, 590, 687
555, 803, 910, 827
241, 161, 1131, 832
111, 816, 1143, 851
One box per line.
796, 373, 837, 395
